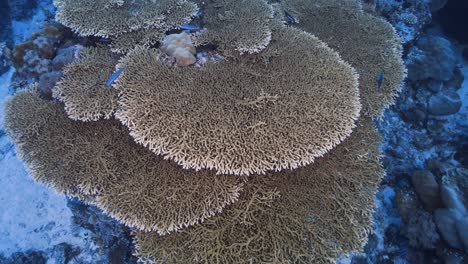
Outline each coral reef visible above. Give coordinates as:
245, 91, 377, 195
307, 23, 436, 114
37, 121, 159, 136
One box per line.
2, 0, 412, 263
5, 89, 244, 235
52, 46, 119, 121
135, 118, 384, 263
375, 0, 432, 45
193, 0, 273, 56
54, 0, 198, 54
116, 23, 360, 176
282, 0, 406, 118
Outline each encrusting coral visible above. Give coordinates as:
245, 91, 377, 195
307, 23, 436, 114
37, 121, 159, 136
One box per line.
134, 118, 384, 263
52, 46, 119, 121
281, 0, 406, 118
115, 23, 361, 176
160, 32, 197, 67
193, 0, 274, 56
4, 89, 245, 234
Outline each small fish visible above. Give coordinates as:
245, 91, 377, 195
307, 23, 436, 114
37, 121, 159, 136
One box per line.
377, 70, 384, 90
180, 24, 202, 31
98, 37, 112, 44
284, 11, 298, 24
105, 66, 127, 87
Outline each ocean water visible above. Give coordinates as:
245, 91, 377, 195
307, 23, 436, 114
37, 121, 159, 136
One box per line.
0, 0, 467, 263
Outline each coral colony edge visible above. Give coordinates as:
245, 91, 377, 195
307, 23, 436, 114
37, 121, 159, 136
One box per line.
0, 0, 467, 263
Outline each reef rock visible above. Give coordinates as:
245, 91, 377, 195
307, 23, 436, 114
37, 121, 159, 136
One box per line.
455, 216, 468, 253
428, 89, 462, 116
411, 170, 442, 211
434, 208, 464, 250
407, 36, 458, 81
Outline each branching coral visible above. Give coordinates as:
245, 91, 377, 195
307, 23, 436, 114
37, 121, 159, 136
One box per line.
134, 118, 384, 263
281, 0, 406, 118
54, 0, 198, 52
109, 1, 198, 54
4, 89, 245, 234
52, 46, 119, 121
115, 24, 361, 176
4, 0, 407, 262
193, 0, 274, 56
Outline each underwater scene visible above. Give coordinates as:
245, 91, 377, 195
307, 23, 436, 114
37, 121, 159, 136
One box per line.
0, 0, 467, 263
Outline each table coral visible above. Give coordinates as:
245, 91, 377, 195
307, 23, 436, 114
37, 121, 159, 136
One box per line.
5, 89, 245, 235
115, 23, 360, 176
3, 0, 407, 263
282, 0, 406, 118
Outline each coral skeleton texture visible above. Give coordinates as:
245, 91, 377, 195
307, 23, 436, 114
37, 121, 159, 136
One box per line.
3, 0, 406, 263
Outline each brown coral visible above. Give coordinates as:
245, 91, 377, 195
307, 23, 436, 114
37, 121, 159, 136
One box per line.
193, 0, 273, 56
282, 0, 406, 118
115, 24, 361, 176
134, 118, 384, 264
4, 89, 245, 234
52, 46, 119, 121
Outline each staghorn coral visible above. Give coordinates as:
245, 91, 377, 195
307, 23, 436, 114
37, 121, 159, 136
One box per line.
193, 0, 274, 56
282, 0, 406, 118
52, 46, 120, 121
4, 89, 245, 234
54, 0, 197, 38
134, 118, 384, 264
115, 23, 361, 176
160, 32, 197, 67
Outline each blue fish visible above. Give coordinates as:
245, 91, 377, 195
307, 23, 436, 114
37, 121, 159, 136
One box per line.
377, 70, 384, 90
105, 66, 127, 87
284, 11, 298, 24
180, 24, 202, 31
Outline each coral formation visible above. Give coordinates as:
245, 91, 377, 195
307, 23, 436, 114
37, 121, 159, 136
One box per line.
160, 32, 196, 67
54, 0, 198, 54
52, 46, 119, 121
193, 0, 273, 56
116, 24, 361, 176
282, 0, 406, 118
109, 1, 198, 54
134, 118, 384, 263
4, 89, 245, 234
3, 0, 408, 262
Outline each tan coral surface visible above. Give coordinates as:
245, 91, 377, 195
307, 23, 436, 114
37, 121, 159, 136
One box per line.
193, 0, 274, 56
115, 24, 361, 176
134, 118, 384, 264
282, 0, 406, 118
4, 89, 245, 234
53, 46, 119, 121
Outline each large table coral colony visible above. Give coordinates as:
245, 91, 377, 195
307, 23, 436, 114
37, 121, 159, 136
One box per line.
4, 0, 406, 263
